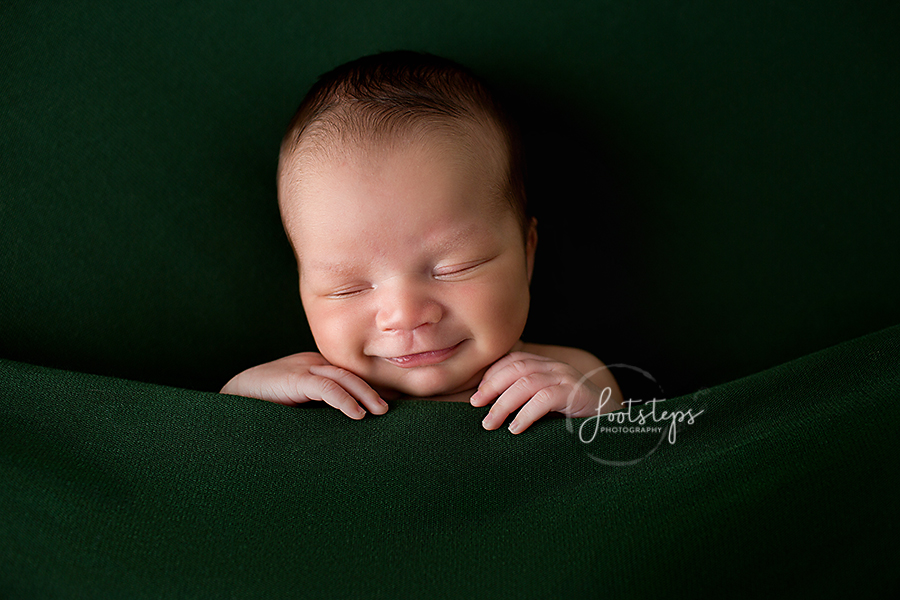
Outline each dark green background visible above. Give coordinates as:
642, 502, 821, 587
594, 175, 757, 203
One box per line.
2, 1, 898, 395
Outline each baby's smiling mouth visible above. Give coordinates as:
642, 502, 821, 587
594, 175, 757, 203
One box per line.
382, 341, 464, 368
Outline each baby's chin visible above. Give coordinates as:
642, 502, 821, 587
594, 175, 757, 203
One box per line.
374, 368, 484, 400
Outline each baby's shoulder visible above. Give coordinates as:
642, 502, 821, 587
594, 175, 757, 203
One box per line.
518, 342, 605, 374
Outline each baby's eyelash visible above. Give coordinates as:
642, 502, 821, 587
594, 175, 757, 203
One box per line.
326, 286, 371, 299
433, 258, 492, 279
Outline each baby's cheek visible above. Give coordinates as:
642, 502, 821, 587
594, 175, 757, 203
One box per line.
471, 281, 528, 346
308, 303, 367, 364
496, 273, 530, 324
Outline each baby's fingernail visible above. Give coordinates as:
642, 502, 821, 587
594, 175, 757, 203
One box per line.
470, 391, 480, 404
508, 421, 521, 434
356, 407, 366, 418
377, 397, 388, 408
482, 414, 492, 429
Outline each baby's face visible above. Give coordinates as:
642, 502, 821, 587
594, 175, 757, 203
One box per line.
280, 134, 536, 397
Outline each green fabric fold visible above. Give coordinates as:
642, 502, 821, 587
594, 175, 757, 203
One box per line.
2, 325, 898, 598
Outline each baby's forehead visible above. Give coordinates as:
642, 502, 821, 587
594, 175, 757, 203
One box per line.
280, 124, 508, 205
278, 132, 517, 260
293, 117, 504, 167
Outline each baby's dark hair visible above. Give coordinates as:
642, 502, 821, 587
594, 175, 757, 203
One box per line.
279, 50, 529, 235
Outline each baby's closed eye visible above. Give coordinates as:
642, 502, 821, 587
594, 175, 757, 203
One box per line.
325, 284, 373, 299
432, 257, 496, 280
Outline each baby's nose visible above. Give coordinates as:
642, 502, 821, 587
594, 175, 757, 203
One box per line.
375, 279, 443, 332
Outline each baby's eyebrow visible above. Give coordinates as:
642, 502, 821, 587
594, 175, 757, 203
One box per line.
432, 227, 474, 253
301, 225, 493, 278
299, 259, 364, 282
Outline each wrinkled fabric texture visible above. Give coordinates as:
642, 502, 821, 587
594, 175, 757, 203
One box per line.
2, 325, 898, 598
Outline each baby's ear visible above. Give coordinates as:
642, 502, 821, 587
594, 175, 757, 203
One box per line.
526, 217, 538, 283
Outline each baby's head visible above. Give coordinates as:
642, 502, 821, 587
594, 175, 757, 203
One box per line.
277, 51, 537, 398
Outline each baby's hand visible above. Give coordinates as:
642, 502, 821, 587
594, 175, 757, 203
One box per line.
220, 352, 388, 419
470, 351, 621, 434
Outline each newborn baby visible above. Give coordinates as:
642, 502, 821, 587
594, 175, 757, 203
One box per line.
221, 51, 622, 433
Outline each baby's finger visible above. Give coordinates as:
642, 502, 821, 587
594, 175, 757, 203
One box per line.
472, 355, 551, 407
300, 374, 368, 419
506, 388, 559, 434
480, 352, 552, 385
481, 371, 557, 430
308, 364, 389, 415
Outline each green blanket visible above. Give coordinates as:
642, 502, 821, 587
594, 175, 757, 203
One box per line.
3, 325, 898, 598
